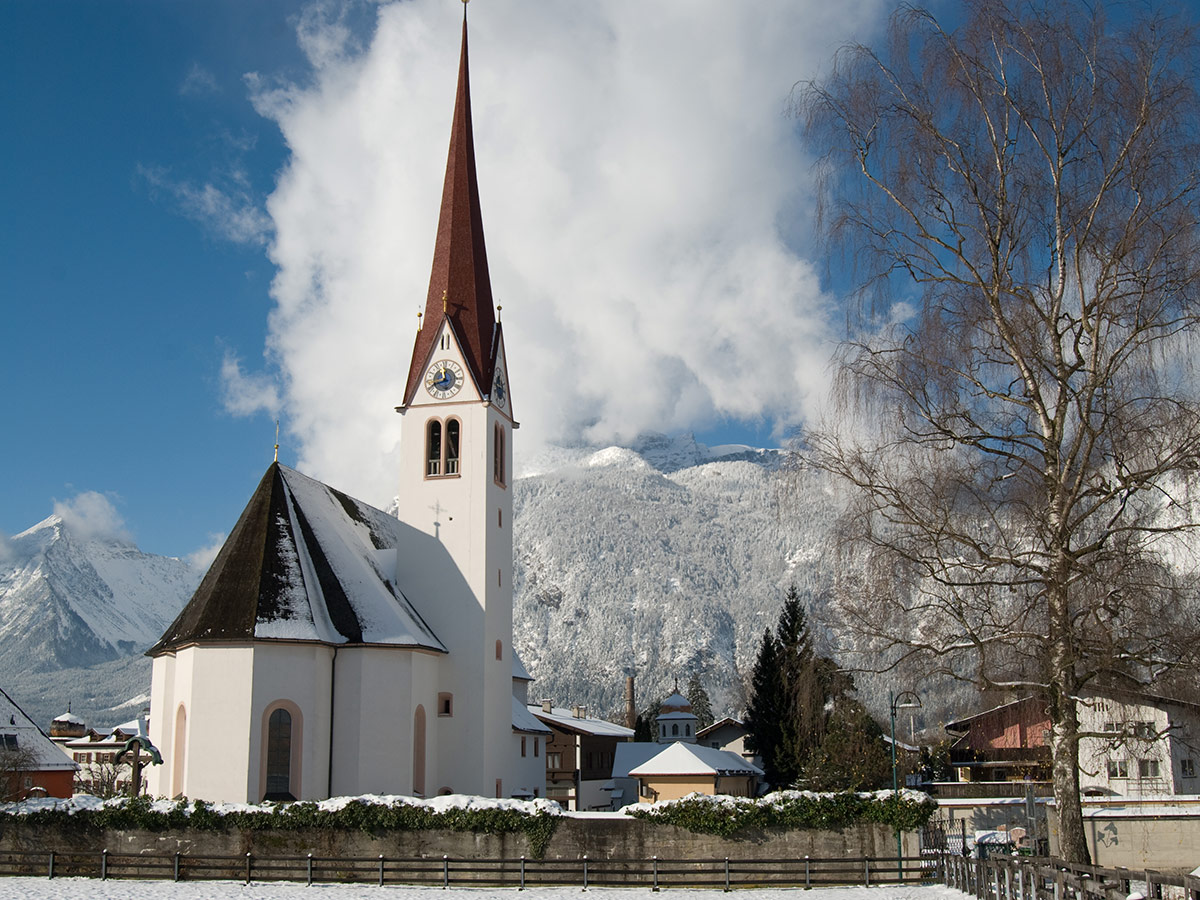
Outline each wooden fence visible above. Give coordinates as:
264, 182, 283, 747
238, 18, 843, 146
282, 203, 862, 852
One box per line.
941, 852, 1200, 900
0, 848, 936, 889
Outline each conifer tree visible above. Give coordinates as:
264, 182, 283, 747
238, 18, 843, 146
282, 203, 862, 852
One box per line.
685, 672, 714, 729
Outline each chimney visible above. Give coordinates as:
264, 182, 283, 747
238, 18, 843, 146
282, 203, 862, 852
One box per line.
573, 705, 587, 719
541, 699, 552, 713
625, 676, 636, 730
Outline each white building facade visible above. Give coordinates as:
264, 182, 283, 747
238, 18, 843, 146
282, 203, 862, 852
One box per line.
147, 15, 542, 804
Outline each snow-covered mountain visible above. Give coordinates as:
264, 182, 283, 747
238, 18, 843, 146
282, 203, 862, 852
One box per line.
513, 433, 843, 722
0, 434, 929, 733
0, 514, 198, 726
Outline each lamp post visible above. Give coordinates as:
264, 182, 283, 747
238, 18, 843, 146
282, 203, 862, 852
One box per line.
889, 690, 922, 881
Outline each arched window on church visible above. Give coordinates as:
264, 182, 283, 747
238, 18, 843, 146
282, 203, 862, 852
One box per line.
426, 420, 442, 476
685, 723, 691, 736
672, 724, 679, 737
264, 707, 296, 801
171, 704, 187, 799
493, 423, 506, 486
445, 419, 460, 475
413, 705, 427, 797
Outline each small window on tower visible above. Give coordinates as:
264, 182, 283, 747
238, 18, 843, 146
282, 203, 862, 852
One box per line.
445, 419, 461, 475
426, 420, 442, 476
493, 423, 506, 486
438, 693, 453, 717
496, 639, 503, 661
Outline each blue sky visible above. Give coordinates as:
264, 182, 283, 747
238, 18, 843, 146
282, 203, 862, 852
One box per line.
2, 0, 892, 562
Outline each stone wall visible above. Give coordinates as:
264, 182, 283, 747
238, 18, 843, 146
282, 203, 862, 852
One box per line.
0, 815, 919, 872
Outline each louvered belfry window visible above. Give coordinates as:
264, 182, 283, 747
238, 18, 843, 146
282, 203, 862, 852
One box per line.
426, 420, 442, 476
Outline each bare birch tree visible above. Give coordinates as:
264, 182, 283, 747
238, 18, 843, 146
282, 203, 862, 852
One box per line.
800, 0, 1200, 863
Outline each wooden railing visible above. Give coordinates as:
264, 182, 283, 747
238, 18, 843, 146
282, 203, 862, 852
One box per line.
0, 848, 937, 889
941, 852, 1200, 900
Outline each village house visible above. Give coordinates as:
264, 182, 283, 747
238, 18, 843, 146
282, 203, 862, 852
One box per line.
0, 689, 76, 800
528, 701, 633, 810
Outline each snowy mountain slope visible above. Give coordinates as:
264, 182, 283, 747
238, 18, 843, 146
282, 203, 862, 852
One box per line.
512, 435, 844, 722
0, 515, 197, 676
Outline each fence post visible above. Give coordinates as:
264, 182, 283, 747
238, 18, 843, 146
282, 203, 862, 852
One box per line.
865, 857, 871, 887
378, 854, 385, 887
307, 853, 313, 886
805, 856, 811, 890
101, 849, 108, 881
724, 857, 730, 893
583, 855, 588, 891
443, 855, 449, 889
47, 851, 54, 880
520, 856, 526, 891
245, 852, 252, 885
652, 856, 659, 892
174, 851, 181, 883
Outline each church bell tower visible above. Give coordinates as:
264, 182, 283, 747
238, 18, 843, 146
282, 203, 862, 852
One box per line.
393, 10, 516, 797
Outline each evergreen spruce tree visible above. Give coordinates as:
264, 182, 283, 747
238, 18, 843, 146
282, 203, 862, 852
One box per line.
746, 585, 889, 789
685, 672, 714, 730
744, 626, 787, 785
633, 713, 652, 743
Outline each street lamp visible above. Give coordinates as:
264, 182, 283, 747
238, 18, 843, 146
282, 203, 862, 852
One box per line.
890, 690, 922, 881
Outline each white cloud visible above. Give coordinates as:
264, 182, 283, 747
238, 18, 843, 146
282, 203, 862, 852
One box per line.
180, 62, 219, 97
52, 492, 132, 544
245, 0, 889, 508
186, 533, 227, 571
220, 350, 282, 418
140, 164, 272, 247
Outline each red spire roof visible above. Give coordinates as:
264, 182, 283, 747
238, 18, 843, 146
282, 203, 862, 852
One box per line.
402, 16, 497, 407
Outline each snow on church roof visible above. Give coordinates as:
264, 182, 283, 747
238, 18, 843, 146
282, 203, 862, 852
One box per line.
149, 464, 444, 654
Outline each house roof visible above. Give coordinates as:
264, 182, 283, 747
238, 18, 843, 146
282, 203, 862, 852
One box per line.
512, 697, 553, 736
529, 705, 635, 738
512, 652, 533, 682
628, 742, 764, 778
148, 464, 444, 655
945, 696, 1048, 734
611, 742, 665, 779
696, 717, 746, 740
0, 687, 78, 773
402, 16, 498, 408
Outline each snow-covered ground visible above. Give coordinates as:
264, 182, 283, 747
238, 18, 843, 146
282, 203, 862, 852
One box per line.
0, 880, 969, 900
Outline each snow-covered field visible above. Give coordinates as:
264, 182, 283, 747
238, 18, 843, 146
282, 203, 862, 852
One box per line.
0, 880, 970, 900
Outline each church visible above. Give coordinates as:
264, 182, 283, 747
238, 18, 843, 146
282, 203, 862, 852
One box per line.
145, 12, 551, 803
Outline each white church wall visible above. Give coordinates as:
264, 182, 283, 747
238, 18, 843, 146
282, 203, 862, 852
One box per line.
178, 645, 255, 802
332, 648, 419, 796
510, 732, 547, 800
248, 643, 333, 802
146, 654, 176, 798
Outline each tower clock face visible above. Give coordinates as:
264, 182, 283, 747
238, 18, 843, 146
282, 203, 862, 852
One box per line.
425, 360, 464, 399
492, 371, 507, 406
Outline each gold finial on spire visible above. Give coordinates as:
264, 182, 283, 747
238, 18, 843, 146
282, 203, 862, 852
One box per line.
442, 289, 448, 314
274, 419, 280, 463
417, 309, 423, 331
496, 303, 502, 322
